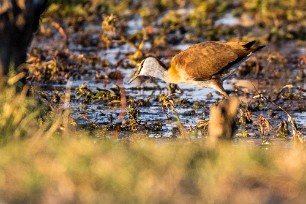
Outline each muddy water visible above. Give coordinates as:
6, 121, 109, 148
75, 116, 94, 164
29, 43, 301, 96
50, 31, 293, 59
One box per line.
37, 57, 306, 143
30, 18, 306, 143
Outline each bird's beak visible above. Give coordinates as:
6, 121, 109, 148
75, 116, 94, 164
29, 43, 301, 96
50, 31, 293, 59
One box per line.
129, 62, 143, 84
128, 73, 139, 84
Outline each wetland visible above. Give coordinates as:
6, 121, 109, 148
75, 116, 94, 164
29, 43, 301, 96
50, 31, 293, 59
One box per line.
29, 0, 306, 143
1, 1, 306, 203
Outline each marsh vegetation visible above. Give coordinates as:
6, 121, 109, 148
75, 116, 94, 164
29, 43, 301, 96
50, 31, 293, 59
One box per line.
1, 0, 306, 202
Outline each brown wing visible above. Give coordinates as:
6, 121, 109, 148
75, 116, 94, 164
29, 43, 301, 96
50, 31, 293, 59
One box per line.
172, 41, 251, 81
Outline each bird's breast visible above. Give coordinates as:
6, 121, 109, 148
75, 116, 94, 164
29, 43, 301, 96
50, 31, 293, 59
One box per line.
166, 61, 192, 84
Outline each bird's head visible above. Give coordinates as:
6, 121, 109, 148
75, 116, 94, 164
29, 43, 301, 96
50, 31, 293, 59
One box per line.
128, 57, 162, 84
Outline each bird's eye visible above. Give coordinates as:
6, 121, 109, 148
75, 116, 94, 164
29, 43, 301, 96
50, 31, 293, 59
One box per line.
137, 60, 145, 73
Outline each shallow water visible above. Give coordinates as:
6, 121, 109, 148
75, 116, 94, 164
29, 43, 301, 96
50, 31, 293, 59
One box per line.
29, 12, 306, 143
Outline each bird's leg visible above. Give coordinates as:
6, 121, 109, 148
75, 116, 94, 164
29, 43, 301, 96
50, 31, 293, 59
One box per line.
210, 79, 229, 97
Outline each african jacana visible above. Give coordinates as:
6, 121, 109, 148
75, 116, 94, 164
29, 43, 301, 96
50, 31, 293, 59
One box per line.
129, 40, 265, 96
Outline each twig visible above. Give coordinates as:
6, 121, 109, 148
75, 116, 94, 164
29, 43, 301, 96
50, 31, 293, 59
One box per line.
250, 80, 304, 143
260, 94, 304, 143
80, 114, 99, 128
274, 84, 306, 102
117, 81, 127, 124
160, 94, 187, 138
39, 92, 55, 112
50, 21, 67, 40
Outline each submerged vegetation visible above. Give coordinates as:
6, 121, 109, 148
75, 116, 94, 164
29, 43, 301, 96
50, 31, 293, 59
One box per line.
25, 0, 306, 139
1, 0, 306, 202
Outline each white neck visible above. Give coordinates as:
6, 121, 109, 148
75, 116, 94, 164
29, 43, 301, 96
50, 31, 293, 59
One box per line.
140, 58, 168, 82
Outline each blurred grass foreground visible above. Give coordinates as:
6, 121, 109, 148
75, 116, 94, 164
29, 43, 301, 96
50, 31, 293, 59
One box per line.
0, 86, 306, 203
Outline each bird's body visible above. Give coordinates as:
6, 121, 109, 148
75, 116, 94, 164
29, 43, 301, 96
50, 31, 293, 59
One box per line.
129, 40, 265, 96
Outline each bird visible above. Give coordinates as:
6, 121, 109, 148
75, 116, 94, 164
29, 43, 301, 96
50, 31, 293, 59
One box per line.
129, 40, 265, 96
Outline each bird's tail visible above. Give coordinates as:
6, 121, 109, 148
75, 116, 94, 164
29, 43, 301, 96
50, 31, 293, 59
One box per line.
252, 45, 265, 53
243, 40, 265, 53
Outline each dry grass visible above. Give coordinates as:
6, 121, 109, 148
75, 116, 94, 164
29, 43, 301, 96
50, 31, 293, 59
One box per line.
1, 134, 306, 203
0, 87, 306, 203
